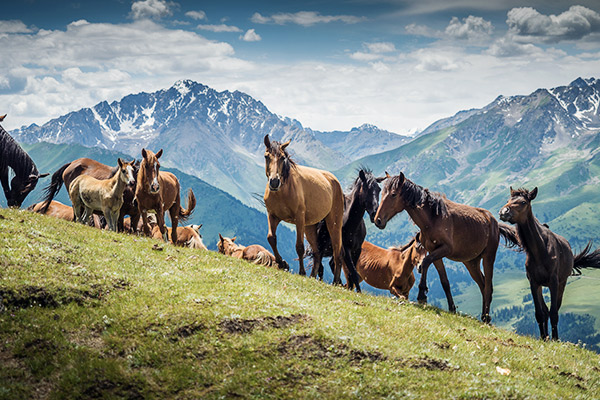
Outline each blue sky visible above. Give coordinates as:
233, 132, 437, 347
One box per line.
2, 0, 600, 133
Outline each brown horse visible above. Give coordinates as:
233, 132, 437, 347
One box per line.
152, 224, 208, 250
499, 187, 600, 340
69, 159, 136, 231
263, 135, 357, 289
28, 200, 105, 228
135, 148, 195, 244
356, 236, 427, 299
217, 234, 276, 267
41, 157, 139, 231
374, 172, 506, 323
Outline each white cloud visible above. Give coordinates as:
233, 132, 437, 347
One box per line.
0, 20, 32, 33
251, 11, 364, 27
350, 51, 381, 61
507, 5, 600, 43
197, 24, 241, 33
406, 15, 493, 43
445, 15, 493, 41
130, 0, 174, 20
365, 42, 396, 53
185, 10, 206, 20
240, 29, 261, 42
350, 42, 397, 61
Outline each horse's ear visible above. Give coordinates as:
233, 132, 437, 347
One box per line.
0, 114, 6, 122
198, 224, 202, 229
142, 148, 148, 159
39, 173, 49, 178
529, 187, 538, 201
264, 135, 271, 149
156, 149, 163, 159
385, 171, 391, 179
399, 172, 405, 185
281, 139, 291, 151
359, 169, 366, 182
376, 176, 386, 183
232, 236, 237, 242
118, 158, 124, 167
218, 233, 224, 241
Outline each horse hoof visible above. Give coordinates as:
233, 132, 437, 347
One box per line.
417, 298, 428, 305
481, 314, 491, 324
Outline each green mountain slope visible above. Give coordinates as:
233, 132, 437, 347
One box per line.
1, 208, 599, 399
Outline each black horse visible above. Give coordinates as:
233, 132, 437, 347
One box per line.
0, 115, 48, 207
310, 169, 385, 290
500, 186, 600, 340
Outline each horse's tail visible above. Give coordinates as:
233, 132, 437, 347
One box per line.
498, 223, 522, 251
178, 189, 196, 222
573, 241, 600, 275
40, 162, 70, 213
186, 235, 208, 250
253, 251, 275, 267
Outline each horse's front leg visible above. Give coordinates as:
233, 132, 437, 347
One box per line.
0, 166, 11, 201
342, 245, 361, 292
139, 209, 151, 237
304, 224, 322, 280
169, 205, 179, 245
267, 213, 288, 271
417, 243, 450, 304
295, 218, 307, 277
530, 281, 549, 340
432, 259, 456, 313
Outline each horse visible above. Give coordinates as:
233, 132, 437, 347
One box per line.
152, 224, 208, 250
69, 159, 136, 232
356, 235, 427, 299
311, 168, 385, 287
263, 135, 359, 290
217, 234, 276, 267
135, 148, 196, 245
0, 114, 48, 207
374, 172, 511, 323
41, 157, 140, 231
499, 186, 600, 340
27, 200, 105, 228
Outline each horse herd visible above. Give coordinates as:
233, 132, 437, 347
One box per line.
2, 110, 600, 342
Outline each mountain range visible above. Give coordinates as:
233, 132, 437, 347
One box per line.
8, 76, 600, 349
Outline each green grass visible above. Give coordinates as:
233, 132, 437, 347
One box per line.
1, 208, 600, 399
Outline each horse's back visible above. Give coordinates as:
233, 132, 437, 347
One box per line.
295, 165, 344, 225
356, 241, 396, 288
64, 158, 113, 189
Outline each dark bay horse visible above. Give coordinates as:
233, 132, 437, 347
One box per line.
0, 114, 48, 207
263, 135, 358, 289
374, 172, 508, 323
41, 157, 139, 231
356, 236, 427, 299
135, 148, 196, 245
311, 169, 385, 290
499, 187, 600, 340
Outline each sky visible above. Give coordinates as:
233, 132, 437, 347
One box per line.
1, 0, 600, 134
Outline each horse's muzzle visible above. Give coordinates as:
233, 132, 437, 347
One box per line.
369, 211, 376, 224
150, 184, 160, 194
374, 217, 386, 229
499, 207, 512, 222
269, 177, 281, 192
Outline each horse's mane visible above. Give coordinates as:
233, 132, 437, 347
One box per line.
390, 232, 423, 253
0, 123, 38, 178
348, 167, 375, 192
386, 175, 448, 217
267, 139, 296, 182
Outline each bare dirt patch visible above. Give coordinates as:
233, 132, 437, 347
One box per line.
278, 334, 386, 364
220, 314, 307, 334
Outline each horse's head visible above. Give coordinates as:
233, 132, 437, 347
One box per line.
374, 172, 407, 229
140, 148, 163, 194
7, 172, 49, 208
117, 158, 136, 186
356, 169, 386, 223
263, 135, 294, 192
499, 186, 537, 224
217, 233, 238, 255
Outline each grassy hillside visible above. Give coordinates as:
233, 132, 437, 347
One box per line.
10, 142, 297, 263
1, 208, 599, 399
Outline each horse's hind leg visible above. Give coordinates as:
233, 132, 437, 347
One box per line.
168, 205, 179, 245
342, 246, 361, 292
305, 224, 323, 280
464, 258, 489, 322
324, 215, 344, 286
433, 259, 456, 313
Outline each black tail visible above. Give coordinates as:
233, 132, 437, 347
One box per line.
573, 241, 600, 275
39, 162, 71, 213
498, 223, 522, 251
